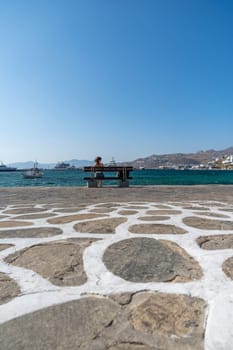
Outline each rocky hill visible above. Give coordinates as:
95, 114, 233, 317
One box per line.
122, 146, 233, 168
7, 146, 233, 169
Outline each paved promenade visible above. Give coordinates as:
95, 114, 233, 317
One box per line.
0, 186, 233, 349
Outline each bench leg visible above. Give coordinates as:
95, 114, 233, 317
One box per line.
118, 180, 129, 187
87, 179, 98, 188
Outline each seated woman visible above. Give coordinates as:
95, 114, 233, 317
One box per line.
94, 156, 104, 187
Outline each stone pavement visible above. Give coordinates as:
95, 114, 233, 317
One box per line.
0, 198, 233, 349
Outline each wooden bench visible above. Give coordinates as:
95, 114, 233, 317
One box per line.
83, 166, 133, 187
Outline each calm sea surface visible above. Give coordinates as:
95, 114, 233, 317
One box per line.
0, 169, 233, 187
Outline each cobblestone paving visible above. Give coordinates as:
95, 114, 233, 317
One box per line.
0, 201, 233, 349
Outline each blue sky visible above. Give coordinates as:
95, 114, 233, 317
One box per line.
1, 0, 233, 163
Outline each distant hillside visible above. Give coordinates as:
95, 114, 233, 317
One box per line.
8, 159, 93, 169
7, 147, 233, 169
122, 147, 233, 168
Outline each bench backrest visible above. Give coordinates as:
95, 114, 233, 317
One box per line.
83, 166, 133, 172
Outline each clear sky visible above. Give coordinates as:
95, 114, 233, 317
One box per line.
1, 0, 233, 163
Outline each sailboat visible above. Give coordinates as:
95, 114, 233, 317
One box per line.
22, 162, 43, 179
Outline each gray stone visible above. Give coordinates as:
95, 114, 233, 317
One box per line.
5, 239, 99, 286
0, 227, 62, 238
103, 238, 202, 282
193, 211, 230, 218
129, 292, 205, 348
53, 207, 87, 213
12, 213, 57, 220
0, 297, 120, 350
47, 213, 106, 224
197, 234, 233, 250
0, 220, 33, 228
138, 216, 170, 221
182, 206, 210, 210
108, 345, 158, 350
219, 208, 233, 212
183, 217, 233, 230
3, 208, 47, 215
90, 208, 115, 213
95, 203, 119, 208
222, 257, 233, 280
0, 215, 8, 219
125, 206, 149, 210
0, 244, 13, 251
128, 202, 147, 205
74, 218, 127, 234
146, 210, 182, 215
129, 224, 186, 234
0, 292, 206, 350
154, 204, 172, 209
0, 272, 20, 305
118, 210, 138, 215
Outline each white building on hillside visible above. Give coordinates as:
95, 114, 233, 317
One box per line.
222, 155, 233, 164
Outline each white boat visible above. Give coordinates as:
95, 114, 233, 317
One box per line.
54, 161, 75, 170
22, 162, 43, 179
106, 157, 117, 167
0, 161, 17, 172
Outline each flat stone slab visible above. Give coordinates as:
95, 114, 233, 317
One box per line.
5, 239, 99, 286
125, 206, 149, 209
222, 257, 233, 280
47, 213, 106, 224
0, 227, 62, 238
146, 209, 182, 215
138, 215, 170, 221
0, 272, 20, 305
154, 204, 173, 209
90, 208, 115, 213
95, 203, 120, 208
118, 210, 138, 215
0, 292, 205, 349
3, 208, 47, 215
108, 345, 157, 350
0, 296, 119, 350
128, 292, 205, 349
0, 220, 33, 228
12, 213, 57, 220
103, 238, 202, 282
74, 217, 127, 234
0, 215, 8, 219
53, 207, 87, 213
129, 223, 186, 234
183, 217, 233, 230
219, 208, 233, 212
10, 205, 36, 208
183, 206, 210, 210
197, 234, 233, 250
192, 211, 230, 218
0, 244, 13, 251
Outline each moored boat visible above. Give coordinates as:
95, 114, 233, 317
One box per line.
0, 162, 17, 172
22, 162, 43, 179
106, 157, 117, 167
54, 161, 75, 170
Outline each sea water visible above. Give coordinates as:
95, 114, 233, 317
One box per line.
0, 169, 233, 187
